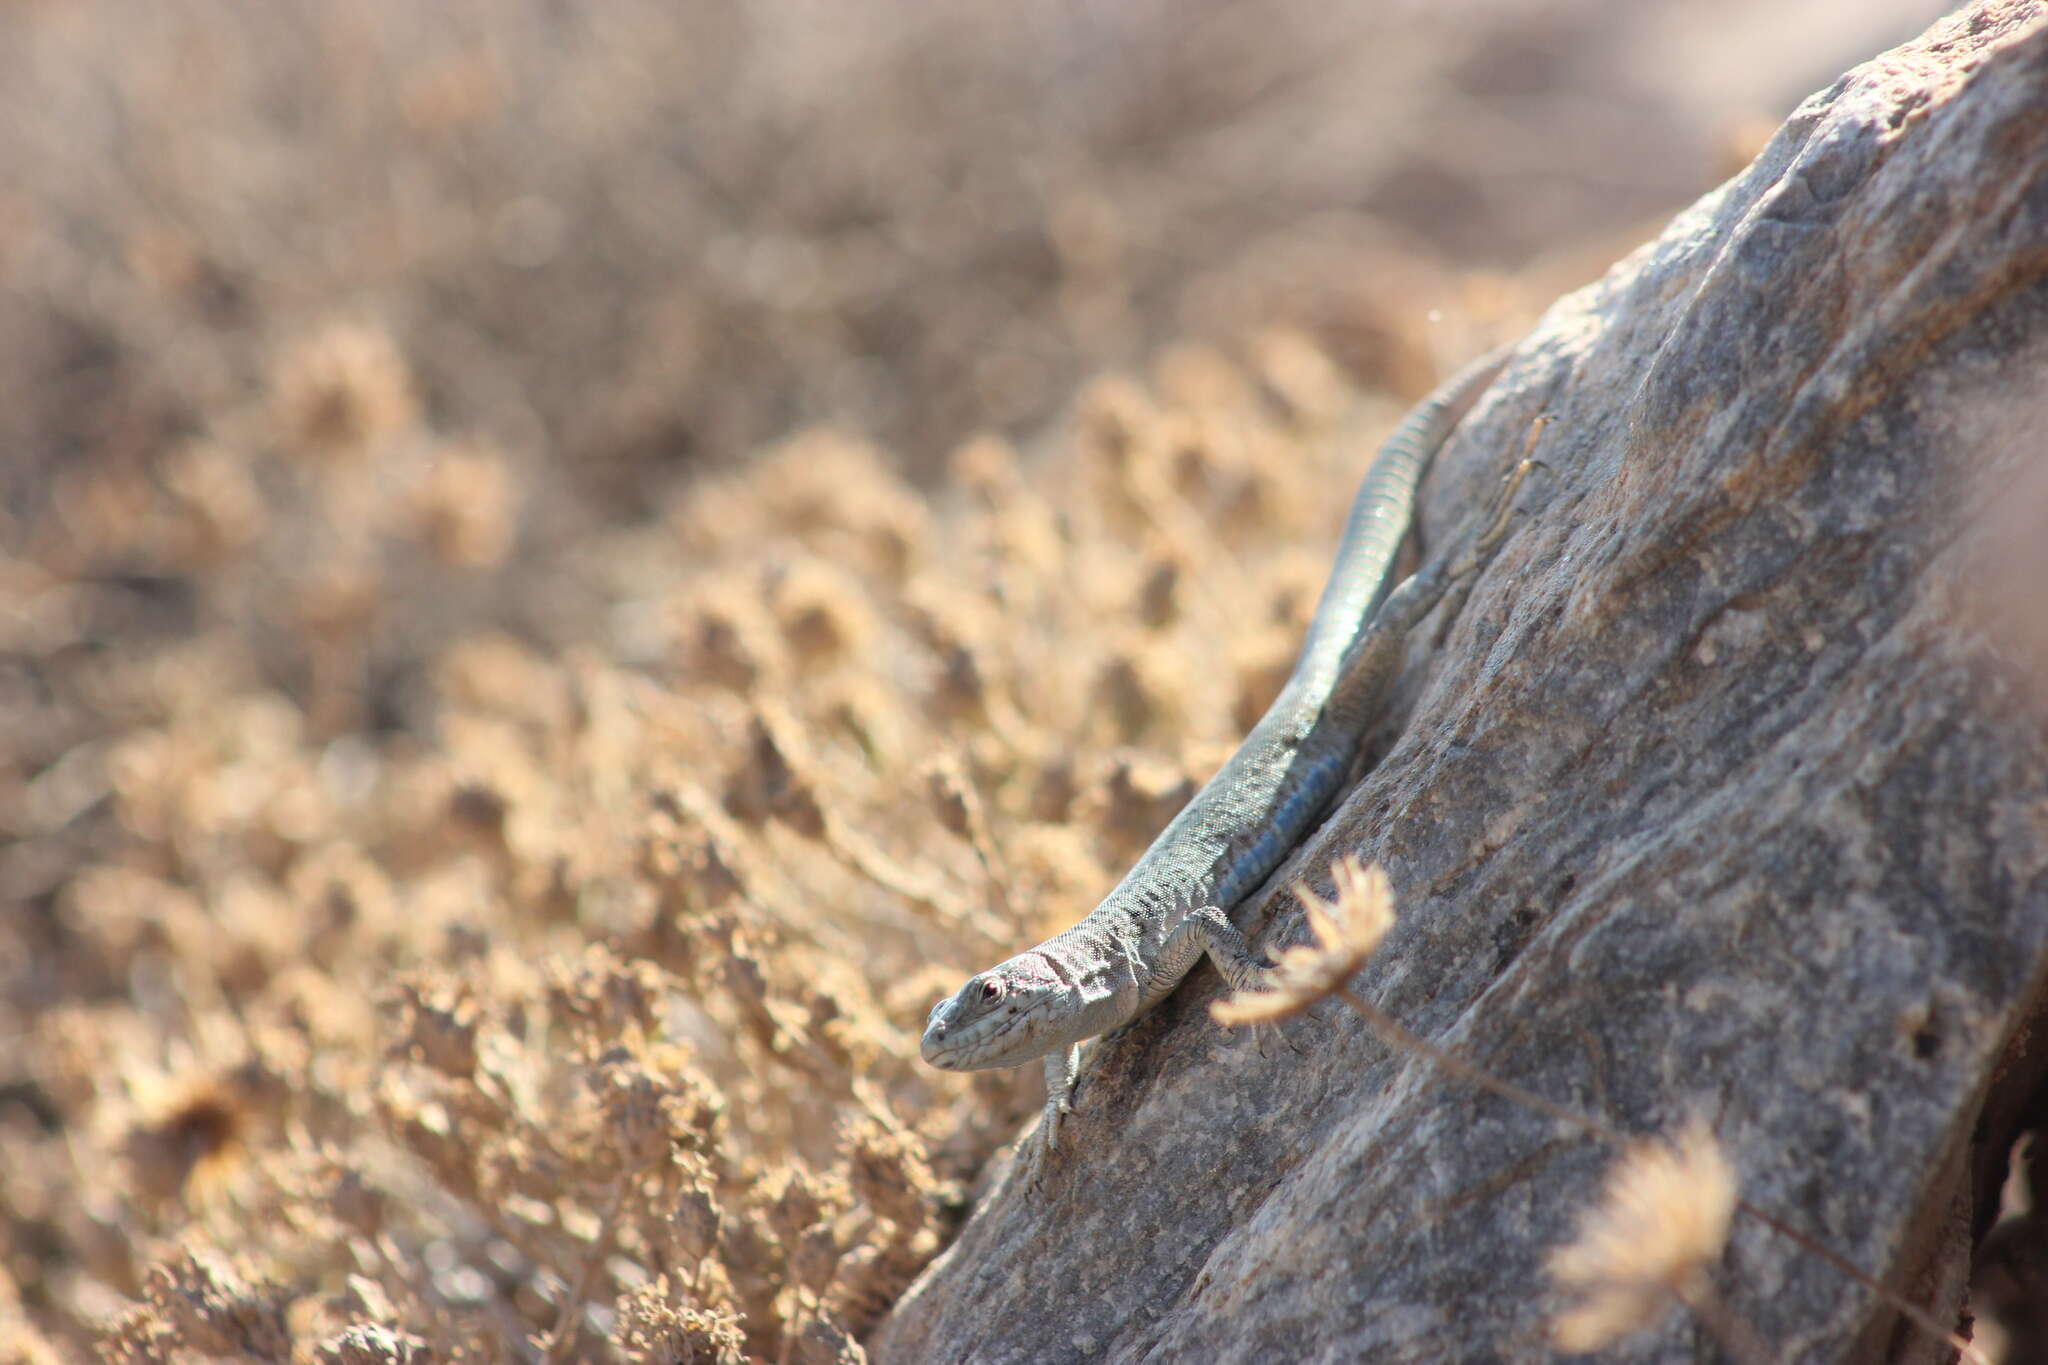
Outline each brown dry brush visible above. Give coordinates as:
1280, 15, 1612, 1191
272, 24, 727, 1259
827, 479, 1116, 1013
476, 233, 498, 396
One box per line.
0, 304, 1432, 1360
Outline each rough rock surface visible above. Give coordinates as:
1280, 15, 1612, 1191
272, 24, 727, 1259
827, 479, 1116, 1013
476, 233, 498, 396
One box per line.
877, 3, 2048, 1361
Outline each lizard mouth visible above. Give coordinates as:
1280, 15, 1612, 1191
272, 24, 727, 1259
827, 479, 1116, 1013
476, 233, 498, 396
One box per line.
920, 1001, 963, 1066
920, 1002, 1032, 1070
919, 1029, 966, 1068
921, 950, 1068, 1070
919, 1011, 987, 1069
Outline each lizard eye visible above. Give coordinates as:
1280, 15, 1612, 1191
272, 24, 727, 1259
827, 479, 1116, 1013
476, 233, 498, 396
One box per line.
978, 979, 1003, 1004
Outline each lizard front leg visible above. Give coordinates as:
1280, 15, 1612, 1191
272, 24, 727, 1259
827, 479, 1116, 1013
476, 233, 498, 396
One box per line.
1144, 905, 1272, 1008
1041, 1043, 1080, 1151
1031, 913, 1264, 1178
1021, 1043, 1083, 1188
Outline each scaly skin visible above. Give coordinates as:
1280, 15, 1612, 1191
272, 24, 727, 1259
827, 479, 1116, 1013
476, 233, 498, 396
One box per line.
921, 347, 1519, 1160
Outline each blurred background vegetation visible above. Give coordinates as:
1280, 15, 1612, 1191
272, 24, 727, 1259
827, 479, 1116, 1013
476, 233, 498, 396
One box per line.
0, 2, 1958, 1360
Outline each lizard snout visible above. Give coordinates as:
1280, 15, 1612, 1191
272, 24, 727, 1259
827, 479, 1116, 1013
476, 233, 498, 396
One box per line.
920, 999, 956, 1064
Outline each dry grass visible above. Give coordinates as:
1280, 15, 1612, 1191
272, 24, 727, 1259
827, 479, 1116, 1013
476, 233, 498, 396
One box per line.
0, 263, 1479, 1355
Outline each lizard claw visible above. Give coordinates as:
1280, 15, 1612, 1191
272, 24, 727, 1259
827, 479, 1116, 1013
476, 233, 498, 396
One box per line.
1245, 1015, 1310, 1063
1024, 1127, 1057, 1194
1276, 1020, 1311, 1057
1022, 1094, 1071, 1194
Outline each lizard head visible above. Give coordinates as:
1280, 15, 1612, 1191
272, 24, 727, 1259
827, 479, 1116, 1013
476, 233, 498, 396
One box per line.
921, 953, 1068, 1071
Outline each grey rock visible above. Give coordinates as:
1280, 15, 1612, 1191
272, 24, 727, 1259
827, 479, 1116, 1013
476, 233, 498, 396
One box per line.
877, 2, 2048, 1361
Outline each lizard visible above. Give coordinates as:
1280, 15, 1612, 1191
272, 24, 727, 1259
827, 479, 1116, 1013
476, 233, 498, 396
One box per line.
920, 345, 1526, 1163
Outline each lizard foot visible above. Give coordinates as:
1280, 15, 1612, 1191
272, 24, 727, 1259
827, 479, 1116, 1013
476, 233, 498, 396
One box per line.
1184, 905, 1273, 995
1244, 1013, 1315, 1065
1019, 1088, 1073, 1195
1023, 1096, 1072, 1194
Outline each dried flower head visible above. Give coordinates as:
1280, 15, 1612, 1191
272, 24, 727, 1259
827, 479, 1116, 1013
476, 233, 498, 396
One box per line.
949, 432, 1022, 501
1136, 551, 1183, 630
825, 1221, 938, 1340
922, 756, 976, 839
159, 441, 265, 568
671, 1155, 725, 1264
593, 1051, 686, 1170
392, 978, 480, 1078
723, 704, 828, 839
790, 1221, 847, 1297
1074, 375, 1155, 474
675, 576, 787, 694
1090, 640, 1186, 745
760, 1163, 851, 1247
841, 1115, 938, 1232
1211, 855, 1393, 1026
791, 1310, 867, 1365
314, 1323, 432, 1365
544, 947, 668, 1049
640, 798, 749, 915
272, 321, 417, 462
1156, 342, 1252, 413
771, 559, 877, 666
121, 1074, 253, 1204
610, 1277, 745, 1365
1028, 750, 1081, 824
752, 432, 930, 583
817, 674, 905, 772
409, 440, 520, 569
1547, 1119, 1738, 1353
1090, 752, 1196, 861
135, 1249, 293, 1360
1250, 327, 1350, 428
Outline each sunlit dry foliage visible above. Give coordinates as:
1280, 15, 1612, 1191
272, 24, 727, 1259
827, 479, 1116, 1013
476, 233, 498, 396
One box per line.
1, 240, 1437, 1354
2, 2, 1854, 1355
271, 322, 419, 465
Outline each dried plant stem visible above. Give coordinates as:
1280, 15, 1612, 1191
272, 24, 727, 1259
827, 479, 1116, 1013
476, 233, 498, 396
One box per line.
1731, 1199, 1991, 1365
1331, 987, 1625, 1145
542, 1170, 634, 1365
1329, 987, 1986, 1365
